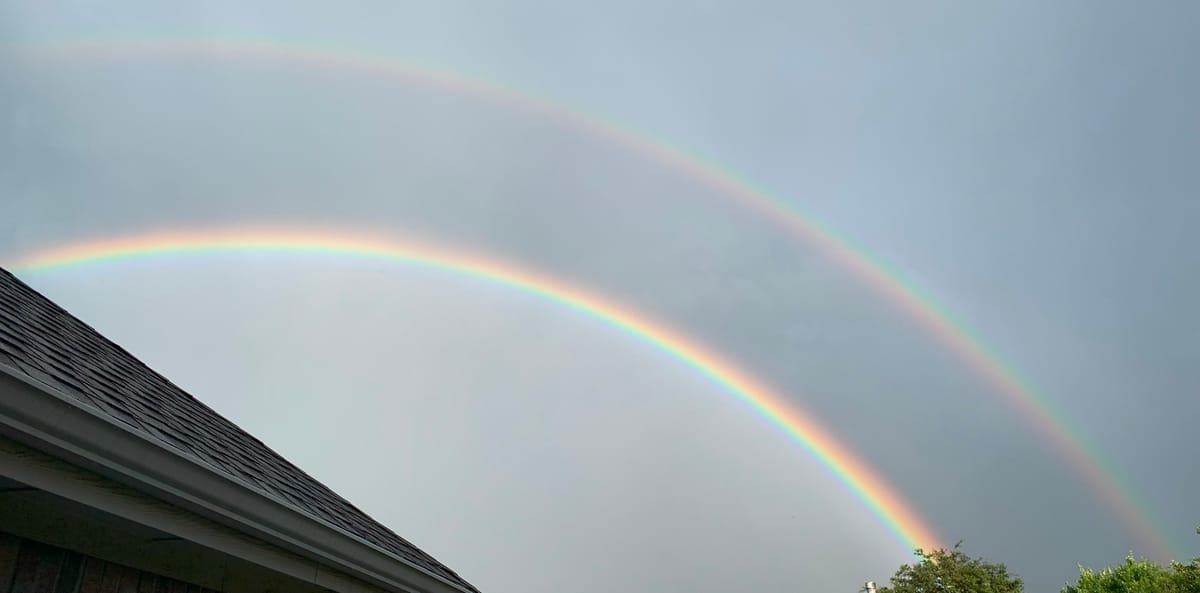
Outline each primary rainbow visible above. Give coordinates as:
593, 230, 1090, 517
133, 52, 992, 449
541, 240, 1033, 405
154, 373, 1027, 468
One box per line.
23, 36, 1175, 558
10, 227, 940, 556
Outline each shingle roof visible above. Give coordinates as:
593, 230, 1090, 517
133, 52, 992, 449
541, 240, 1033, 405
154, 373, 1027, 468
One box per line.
0, 267, 479, 593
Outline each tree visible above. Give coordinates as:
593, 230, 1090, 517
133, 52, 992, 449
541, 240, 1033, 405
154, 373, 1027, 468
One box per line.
1168, 527, 1200, 593
1170, 559, 1200, 593
1061, 555, 1173, 593
1062, 527, 1200, 593
878, 542, 1024, 593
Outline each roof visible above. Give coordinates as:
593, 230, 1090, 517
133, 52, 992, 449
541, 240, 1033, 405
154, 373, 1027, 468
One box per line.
0, 267, 479, 593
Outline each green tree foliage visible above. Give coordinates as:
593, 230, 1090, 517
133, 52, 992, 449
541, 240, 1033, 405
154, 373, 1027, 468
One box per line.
869, 527, 1200, 593
878, 543, 1024, 593
1173, 528, 1200, 593
1061, 555, 1173, 593
1169, 559, 1200, 593
1061, 528, 1200, 593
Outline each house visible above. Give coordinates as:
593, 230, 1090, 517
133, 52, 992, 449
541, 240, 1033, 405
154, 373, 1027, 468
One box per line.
0, 267, 481, 593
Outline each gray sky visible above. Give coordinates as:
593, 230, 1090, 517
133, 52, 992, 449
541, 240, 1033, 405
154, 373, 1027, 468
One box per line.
2, 2, 1198, 591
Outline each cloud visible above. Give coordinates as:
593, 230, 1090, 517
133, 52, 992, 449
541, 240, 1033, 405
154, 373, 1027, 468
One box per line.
3, 2, 1199, 591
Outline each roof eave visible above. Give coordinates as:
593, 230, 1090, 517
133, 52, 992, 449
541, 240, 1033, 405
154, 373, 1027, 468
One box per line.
0, 364, 476, 593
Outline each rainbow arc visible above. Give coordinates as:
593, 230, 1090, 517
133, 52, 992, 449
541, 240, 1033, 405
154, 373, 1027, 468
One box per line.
15, 35, 1178, 558
11, 226, 942, 556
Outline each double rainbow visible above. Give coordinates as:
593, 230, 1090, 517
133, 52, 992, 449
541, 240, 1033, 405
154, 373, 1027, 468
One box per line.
10, 34, 1177, 558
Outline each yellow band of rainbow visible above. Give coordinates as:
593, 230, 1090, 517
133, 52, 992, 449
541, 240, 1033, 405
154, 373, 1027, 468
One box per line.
10, 227, 943, 556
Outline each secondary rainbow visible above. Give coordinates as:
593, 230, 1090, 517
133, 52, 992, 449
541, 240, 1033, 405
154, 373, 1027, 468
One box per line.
25, 37, 1174, 558
8, 227, 941, 556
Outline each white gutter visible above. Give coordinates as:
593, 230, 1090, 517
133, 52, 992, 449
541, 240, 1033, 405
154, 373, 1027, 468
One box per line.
0, 363, 477, 593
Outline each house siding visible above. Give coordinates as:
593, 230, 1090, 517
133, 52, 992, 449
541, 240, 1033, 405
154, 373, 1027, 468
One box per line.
0, 532, 220, 593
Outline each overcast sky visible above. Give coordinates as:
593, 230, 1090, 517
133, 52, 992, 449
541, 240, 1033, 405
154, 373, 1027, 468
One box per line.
2, 2, 1198, 592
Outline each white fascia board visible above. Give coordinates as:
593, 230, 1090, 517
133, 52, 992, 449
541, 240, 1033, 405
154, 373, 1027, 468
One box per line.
0, 364, 475, 593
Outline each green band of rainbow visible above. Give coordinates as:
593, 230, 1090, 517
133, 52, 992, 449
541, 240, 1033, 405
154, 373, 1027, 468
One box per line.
18, 35, 1176, 558
10, 227, 942, 556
